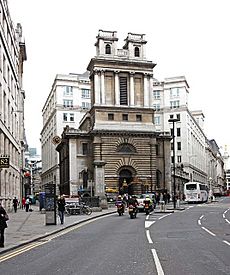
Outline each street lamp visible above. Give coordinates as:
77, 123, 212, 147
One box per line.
168, 118, 180, 209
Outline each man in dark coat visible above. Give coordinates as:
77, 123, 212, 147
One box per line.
57, 196, 66, 224
0, 202, 8, 247
13, 197, 18, 213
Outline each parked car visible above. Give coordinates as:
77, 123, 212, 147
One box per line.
136, 193, 156, 212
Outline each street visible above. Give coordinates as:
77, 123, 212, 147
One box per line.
0, 197, 229, 275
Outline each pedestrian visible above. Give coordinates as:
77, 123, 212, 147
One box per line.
22, 197, 26, 209
167, 193, 171, 204
13, 197, 18, 213
57, 195, 66, 224
25, 197, 30, 212
0, 202, 9, 248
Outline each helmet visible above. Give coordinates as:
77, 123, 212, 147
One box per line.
118, 195, 122, 199
145, 195, 150, 198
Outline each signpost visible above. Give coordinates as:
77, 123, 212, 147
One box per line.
45, 184, 56, 225
0, 155, 10, 168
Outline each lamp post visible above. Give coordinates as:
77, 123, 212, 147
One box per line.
168, 118, 179, 209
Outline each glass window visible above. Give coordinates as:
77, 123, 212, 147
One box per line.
122, 114, 128, 121
153, 90, 160, 99
105, 44, 111, 54
70, 113, 74, 122
170, 88, 180, 98
176, 114, 180, 120
63, 100, 73, 107
82, 143, 88, 155
154, 116, 160, 125
177, 155, 182, 163
177, 128, 181, 136
81, 89, 90, 98
170, 100, 180, 109
136, 114, 142, 122
108, 113, 114, 120
63, 113, 68, 121
134, 47, 140, 57
153, 104, 160, 111
177, 142, 181, 150
186, 184, 197, 190
82, 102, 91, 109
64, 86, 73, 96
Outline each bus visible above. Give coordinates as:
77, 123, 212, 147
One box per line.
184, 182, 209, 203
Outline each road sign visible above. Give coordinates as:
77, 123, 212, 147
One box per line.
52, 136, 62, 145
0, 156, 10, 168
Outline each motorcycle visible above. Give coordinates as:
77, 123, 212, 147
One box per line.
144, 202, 150, 215
128, 204, 137, 219
117, 203, 124, 216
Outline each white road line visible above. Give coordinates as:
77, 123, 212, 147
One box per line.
158, 213, 172, 220
223, 240, 230, 246
225, 219, 230, 224
145, 220, 156, 228
151, 249, 164, 275
224, 209, 228, 214
198, 215, 204, 225
201, 226, 216, 236
223, 213, 226, 218
146, 230, 153, 244
146, 214, 150, 220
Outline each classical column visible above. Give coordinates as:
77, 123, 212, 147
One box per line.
144, 73, 149, 107
130, 71, 135, 106
94, 70, 100, 104
115, 71, 120, 106
94, 160, 107, 209
100, 70, 105, 104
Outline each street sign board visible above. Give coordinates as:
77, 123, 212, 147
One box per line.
0, 156, 10, 168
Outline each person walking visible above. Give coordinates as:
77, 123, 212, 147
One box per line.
0, 202, 8, 248
13, 197, 18, 213
57, 195, 66, 224
22, 197, 26, 209
25, 197, 30, 212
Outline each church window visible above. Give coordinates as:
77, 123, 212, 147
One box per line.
122, 114, 128, 121
119, 77, 128, 105
134, 47, 140, 57
136, 114, 142, 122
117, 143, 137, 154
108, 113, 114, 120
105, 44, 111, 54
82, 143, 88, 155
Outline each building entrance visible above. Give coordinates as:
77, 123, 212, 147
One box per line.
119, 168, 133, 195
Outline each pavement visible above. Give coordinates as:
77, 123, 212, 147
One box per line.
0, 204, 117, 255
0, 200, 188, 255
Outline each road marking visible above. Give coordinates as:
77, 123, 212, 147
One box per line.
198, 215, 204, 225
0, 241, 46, 263
146, 214, 150, 220
145, 220, 155, 228
223, 240, 230, 246
201, 226, 216, 236
0, 214, 112, 262
146, 230, 153, 244
225, 219, 230, 224
158, 213, 172, 220
223, 213, 226, 218
151, 249, 164, 275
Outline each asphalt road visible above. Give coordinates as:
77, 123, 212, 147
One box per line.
0, 198, 229, 275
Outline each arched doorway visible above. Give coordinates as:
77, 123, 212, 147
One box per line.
118, 168, 134, 195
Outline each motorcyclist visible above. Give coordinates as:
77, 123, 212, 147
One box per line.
127, 195, 139, 208
143, 195, 153, 211
115, 195, 125, 212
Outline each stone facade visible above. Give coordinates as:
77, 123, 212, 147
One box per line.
56, 30, 172, 199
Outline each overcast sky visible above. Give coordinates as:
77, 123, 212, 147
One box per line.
7, 0, 230, 158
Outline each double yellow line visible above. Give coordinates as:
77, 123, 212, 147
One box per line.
0, 214, 113, 263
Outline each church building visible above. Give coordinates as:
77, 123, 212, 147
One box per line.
56, 30, 172, 199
